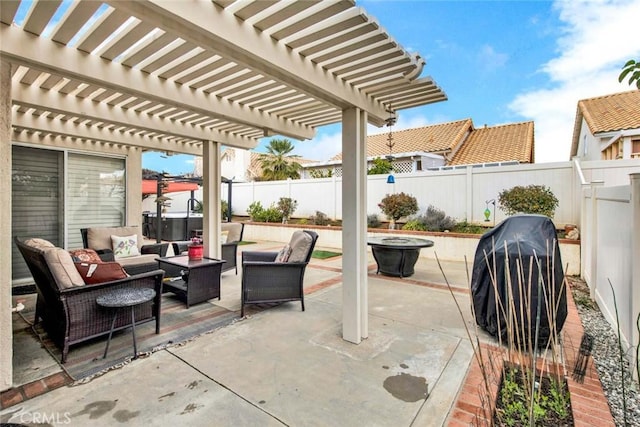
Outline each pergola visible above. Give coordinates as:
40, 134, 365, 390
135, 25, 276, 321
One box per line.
0, 0, 446, 390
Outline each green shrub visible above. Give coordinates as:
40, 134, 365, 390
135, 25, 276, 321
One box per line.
378, 192, 419, 221
262, 205, 283, 223
498, 185, 559, 218
402, 219, 427, 231
423, 206, 456, 231
247, 201, 282, 222
309, 169, 333, 178
309, 210, 330, 226
221, 200, 229, 220
451, 220, 487, 234
367, 214, 381, 228
247, 201, 264, 221
402, 205, 456, 232
368, 157, 394, 175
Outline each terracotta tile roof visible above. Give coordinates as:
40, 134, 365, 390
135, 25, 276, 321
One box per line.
330, 119, 473, 161
448, 121, 534, 165
580, 90, 640, 133
571, 90, 640, 157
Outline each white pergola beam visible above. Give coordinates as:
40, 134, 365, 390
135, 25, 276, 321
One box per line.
109, 0, 390, 125
12, 111, 203, 155
11, 85, 256, 150
0, 25, 315, 140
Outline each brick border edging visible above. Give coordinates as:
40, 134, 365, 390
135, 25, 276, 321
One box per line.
1, 371, 72, 409
446, 281, 616, 426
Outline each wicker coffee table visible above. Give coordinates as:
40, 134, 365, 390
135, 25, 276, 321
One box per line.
96, 287, 156, 359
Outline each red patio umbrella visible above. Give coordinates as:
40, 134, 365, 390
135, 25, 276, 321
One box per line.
142, 179, 199, 195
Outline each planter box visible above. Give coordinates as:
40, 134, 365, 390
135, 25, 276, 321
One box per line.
243, 222, 581, 276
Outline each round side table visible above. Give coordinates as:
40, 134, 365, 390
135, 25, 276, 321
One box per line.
96, 287, 156, 359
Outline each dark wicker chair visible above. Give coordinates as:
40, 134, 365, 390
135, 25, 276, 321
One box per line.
171, 222, 245, 274
15, 237, 164, 363
240, 230, 318, 317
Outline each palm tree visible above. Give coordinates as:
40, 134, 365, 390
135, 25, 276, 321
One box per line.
258, 138, 302, 180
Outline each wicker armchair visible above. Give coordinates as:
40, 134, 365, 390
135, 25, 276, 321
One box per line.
171, 222, 245, 274
15, 237, 164, 363
241, 230, 318, 317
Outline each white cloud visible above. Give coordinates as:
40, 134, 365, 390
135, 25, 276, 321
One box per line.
477, 44, 508, 72
293, 130, 342, 161
510, 0, 640, 163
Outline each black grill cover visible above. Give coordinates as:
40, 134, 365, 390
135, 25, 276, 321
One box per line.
471, 214, 567, 345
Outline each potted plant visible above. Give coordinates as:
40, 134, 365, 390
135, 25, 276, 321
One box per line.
378, 192, 419, 229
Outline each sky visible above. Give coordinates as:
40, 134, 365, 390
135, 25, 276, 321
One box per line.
143, 0, 640, 175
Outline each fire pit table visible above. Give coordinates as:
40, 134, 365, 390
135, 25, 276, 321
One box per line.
367, 236, 434, 278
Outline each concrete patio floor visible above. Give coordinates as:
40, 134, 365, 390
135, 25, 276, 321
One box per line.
2, 241, 480, 426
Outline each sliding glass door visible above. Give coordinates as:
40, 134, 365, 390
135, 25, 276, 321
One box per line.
11, 146, 126, 284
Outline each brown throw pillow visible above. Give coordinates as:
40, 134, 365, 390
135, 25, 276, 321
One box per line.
69, 248, 102, 263
74, 262, 129, 285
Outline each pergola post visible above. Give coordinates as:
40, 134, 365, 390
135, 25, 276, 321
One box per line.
341, 107, 368, 343
1, 60, 13, 390
202, 141, 222, 259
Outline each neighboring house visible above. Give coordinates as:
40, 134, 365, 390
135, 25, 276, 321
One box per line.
303, 119, 534, 177
570, 90, 640, 161
448, 122, 534, 166
218, 119, 534, 180
195, 149, 318, 181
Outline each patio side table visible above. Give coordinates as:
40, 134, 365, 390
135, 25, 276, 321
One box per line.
157, 255, 225, 308
96, 287, 157, 360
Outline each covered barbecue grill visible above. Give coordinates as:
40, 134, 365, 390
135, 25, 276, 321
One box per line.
471, 214, 567, 346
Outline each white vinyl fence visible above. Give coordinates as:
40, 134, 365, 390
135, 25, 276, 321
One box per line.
580, 173, 640, 379
146, 158, 640, 228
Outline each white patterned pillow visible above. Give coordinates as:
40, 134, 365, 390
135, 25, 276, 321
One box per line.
111, 234, 140, 259
275, 245, 291, 263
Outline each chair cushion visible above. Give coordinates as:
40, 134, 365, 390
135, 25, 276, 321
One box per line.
287, 231, 313, 263
69, 248, 103, 263
75, 262, 129, 284
115, 253, 158, 268
111, 234, 141, 259
220, 230, 229, 244
221, 222, 242, 242
87, 226, 144, 251
275, 245, 292, 263
23, 238, 56, 252
43, 247, 85, 289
